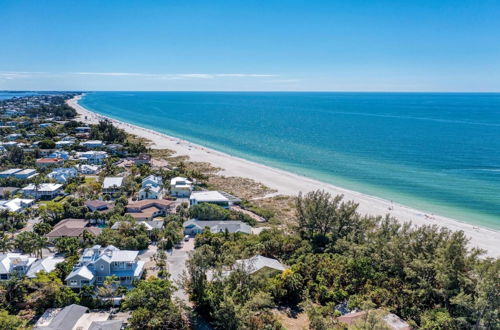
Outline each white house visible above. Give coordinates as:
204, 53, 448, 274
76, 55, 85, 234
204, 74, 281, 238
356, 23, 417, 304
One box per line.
183, 219, 252, 236
22, 183, 63, 199
0, 253, 37, 280
81, 140, 104, 148
6, 133, 21, 141
26, 256, 65, 278
0, 198, 35, 212
0, 168, 22, 178
13, 168, 38, 179
142, 175, 162, 187
234, 255, 286, 275
170, 177, 193, 197
55, 140, 74, 148
139, 184, 164, 200
75, 164, 101, 175
189, 191, 241, 208
138, 175, 164, 200
47, 167, 78, 183
102, 177, 124, 195
77, 151, 108, 164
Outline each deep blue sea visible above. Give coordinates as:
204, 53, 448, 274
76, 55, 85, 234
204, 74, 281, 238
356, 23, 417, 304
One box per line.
80, 92, 500, 230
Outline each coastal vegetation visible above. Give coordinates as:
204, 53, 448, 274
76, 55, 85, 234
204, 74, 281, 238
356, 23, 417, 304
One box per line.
185, 191, 499, 329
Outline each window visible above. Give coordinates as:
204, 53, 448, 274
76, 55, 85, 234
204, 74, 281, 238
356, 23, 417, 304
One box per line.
100, 265, 104, 271
69, 280, 78, 286
0, 274, 8, 280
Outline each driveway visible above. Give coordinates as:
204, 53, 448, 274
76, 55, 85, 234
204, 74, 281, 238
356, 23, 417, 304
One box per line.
168, 238, 194, 301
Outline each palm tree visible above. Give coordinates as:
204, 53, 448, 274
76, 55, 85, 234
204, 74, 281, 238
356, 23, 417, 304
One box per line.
33, 235, 48, 258
32, 176, 42, 200
14, 232, 36, 256
0, 234, 14, 253
143, 185, 151, 200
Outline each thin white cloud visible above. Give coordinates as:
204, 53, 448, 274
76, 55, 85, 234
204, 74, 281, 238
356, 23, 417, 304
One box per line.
73, 72, 151, 77
0, 71, 279, 80
0, 71, 49, 79
215, 73, 276, 78
71, 72, 276, 79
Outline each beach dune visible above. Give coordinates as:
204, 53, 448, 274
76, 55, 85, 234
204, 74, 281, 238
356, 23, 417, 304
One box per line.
68, 95, 500, 257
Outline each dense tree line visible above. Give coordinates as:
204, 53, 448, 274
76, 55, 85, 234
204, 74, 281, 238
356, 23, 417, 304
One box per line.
185, 190, 499, 329
90, 120, 127, 144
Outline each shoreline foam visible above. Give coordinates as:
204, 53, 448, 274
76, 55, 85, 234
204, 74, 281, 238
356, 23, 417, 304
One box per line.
68, 94, 500, 257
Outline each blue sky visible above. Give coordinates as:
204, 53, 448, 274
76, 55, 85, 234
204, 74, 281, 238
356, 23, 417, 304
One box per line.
1, 0, 499, 91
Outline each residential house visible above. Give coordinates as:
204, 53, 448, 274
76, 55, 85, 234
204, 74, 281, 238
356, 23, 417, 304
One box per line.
26, 256, 65, 278
34, 304, 89, 330
75, 164, 101, 174
126, 199, 174, 221
77, 150, 108, 164
189, 190, 241, 208
0, 187, 20, 199
36, 157, 64, 168
170, 176, 193, 197
102, 177, 124, 195
48, 150, 70, 160
34, 304, 124, 330
65, 245, 145, 288
39, 123, 52, 128
234, 255, 286, 276
6, 133, 21, 141
3, 141, 18, 149
0, 168, 22, 178
112, 220, 163, 236
139, 184, 164, 200
37, 149, 55, 157
22, 183, 63, 199
139, 175, 164, 200
75, 126, 91, 133
183, 219, 252, 236
45, 218, 101, 242
0, 253, 37, 280
130, 153, 151, 165
55, 140, 74, 148
142, 174, 162, 187
106, 143, 126, 156
81, 140, 104, 148
0, 198, 34, 212
85, 200, 114, 224
13, 168, 37, 179
212, 255, 287, 280
47, 167, 78, 183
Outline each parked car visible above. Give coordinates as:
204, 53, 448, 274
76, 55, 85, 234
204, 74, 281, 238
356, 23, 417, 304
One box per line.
184, 235, 190, 242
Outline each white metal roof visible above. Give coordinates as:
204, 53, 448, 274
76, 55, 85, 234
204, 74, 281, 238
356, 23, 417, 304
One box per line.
102, 177, 124, 189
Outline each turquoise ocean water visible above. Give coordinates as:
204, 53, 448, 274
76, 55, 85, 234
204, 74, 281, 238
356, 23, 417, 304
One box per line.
79, 92, 500, 230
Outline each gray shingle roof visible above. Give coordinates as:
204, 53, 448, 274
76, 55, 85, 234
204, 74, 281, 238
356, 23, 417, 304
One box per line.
34, 304, 88, 330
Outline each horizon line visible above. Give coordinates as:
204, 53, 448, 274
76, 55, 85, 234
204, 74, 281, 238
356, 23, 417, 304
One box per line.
2, 89, 500, 94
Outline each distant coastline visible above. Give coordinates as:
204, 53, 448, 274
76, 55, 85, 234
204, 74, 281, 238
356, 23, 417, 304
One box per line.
68, 94, 500, 257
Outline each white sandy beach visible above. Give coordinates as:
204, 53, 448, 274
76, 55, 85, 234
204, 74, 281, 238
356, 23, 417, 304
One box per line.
68, 95, 500, 257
